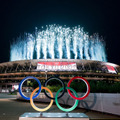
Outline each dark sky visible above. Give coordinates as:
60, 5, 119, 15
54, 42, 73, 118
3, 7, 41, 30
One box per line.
0, 0, 120, 65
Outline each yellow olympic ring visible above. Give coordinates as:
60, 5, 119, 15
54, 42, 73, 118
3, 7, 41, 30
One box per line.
30, 87, 54, 112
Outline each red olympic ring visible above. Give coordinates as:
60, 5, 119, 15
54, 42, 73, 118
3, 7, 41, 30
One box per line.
67, 76, 90, 100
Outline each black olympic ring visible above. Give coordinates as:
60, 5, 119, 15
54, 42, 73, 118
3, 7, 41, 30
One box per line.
44, 77, 66, 100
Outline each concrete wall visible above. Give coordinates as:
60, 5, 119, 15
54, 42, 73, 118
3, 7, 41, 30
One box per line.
17, 92, 120, 116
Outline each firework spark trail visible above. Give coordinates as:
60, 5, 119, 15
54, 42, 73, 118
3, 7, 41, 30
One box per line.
36, 33, 41, 59
10, 24, 107, 62
27, 33, 35, 60
84, 34, 90, 60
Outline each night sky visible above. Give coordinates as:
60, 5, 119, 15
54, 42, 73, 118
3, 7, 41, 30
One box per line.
0, 0, 120, 65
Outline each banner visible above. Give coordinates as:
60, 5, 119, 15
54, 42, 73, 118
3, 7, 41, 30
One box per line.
37, 62, 77, 71
106, 65, 117, 74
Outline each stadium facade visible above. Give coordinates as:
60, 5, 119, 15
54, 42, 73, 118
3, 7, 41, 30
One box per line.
0, 59, 120, 93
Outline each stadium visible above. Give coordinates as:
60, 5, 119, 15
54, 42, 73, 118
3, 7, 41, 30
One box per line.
0, 59, 120, 93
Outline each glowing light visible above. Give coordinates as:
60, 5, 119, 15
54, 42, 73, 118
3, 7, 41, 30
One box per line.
13, 85, 19, 90
10, 24, 107, 61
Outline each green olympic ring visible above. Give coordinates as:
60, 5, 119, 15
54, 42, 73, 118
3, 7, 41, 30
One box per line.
55, 87, 79, 112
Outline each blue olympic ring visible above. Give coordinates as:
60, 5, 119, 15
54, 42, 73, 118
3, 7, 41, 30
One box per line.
19, 76, 41, 100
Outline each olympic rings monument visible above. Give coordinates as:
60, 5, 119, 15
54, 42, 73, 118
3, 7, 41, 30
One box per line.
19, 75, 90, 120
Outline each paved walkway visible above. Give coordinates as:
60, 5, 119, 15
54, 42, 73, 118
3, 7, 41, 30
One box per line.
0, 93, 120, 120
0, 93, 16, 99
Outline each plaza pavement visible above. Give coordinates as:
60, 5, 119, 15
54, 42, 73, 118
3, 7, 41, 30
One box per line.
0, 93, 120, 120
